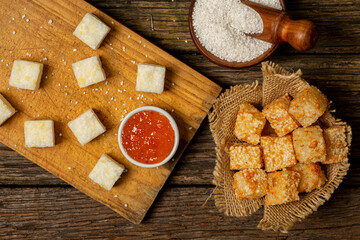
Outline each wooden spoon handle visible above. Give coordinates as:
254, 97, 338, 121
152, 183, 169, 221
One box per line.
276, 16, 319, 51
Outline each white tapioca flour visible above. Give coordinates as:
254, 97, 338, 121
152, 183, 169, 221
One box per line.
192, 0, 282, 63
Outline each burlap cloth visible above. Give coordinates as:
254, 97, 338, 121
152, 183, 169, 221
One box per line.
208, 61, 352, 233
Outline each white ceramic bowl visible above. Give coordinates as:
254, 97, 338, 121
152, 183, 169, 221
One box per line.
118, 106, 180, 168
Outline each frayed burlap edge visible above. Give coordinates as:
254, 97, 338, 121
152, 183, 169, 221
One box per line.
209, 61, 352, 232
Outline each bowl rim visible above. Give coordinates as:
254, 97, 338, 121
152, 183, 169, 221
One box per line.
118, 106, 180, 168
188, 0, 286, 69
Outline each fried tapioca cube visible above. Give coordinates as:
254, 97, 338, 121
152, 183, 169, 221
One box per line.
265, 170, 300, 206
262, 94, 299, 137
261, 135, 297, 172
233, 103, 266, 145
233, 169, 267, 199
229, 144, 263, 170
289, 86, 328, 127
292, 125, 326, 163
288, 162, 327, 193
323, 126, 349, 164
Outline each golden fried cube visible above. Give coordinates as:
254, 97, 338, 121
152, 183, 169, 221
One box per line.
261, 135, 297, 172
323, 126, 349, 164
229, 144, 263, 170
265, 170, 300, 206
262, 94, 299, 137
289, 86, 328, 127
233, 103, 266, 145
233, 169, 267, 199
292, 126, 326, 163
288, 163, 327, 193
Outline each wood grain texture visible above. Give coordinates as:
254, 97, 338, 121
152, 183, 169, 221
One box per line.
0, 187, 359, 239
0, 0, 359, 238
0, 0, 221, 224
86, 0, 360, 54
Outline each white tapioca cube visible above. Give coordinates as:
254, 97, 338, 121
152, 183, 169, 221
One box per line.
9, 60, 43, 90
68, 109, 106, 145
0, 94, 16, 126
72, 56, 106, 88
24, 120, 55, 148
89, 154, 125, 191
136, 63, 166, 94
73, 13, 111, 49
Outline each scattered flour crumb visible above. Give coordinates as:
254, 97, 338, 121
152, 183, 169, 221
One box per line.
48, 19, 53, 24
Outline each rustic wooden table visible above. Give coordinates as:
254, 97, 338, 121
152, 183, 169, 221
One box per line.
1, 0, 359, 239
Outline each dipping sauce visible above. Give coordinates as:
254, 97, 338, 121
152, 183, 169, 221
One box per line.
121, 110, 175, 164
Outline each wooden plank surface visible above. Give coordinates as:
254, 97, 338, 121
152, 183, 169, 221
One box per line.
0, 186, 359, 239
0, 0, 360, 238
0, 0, 221, 224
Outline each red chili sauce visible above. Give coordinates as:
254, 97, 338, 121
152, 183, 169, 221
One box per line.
121, 110, 175, 164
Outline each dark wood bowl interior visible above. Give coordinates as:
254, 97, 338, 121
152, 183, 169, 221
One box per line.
188, 0, 286, 68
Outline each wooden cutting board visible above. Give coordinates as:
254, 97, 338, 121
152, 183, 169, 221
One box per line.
0, 0, 221, 224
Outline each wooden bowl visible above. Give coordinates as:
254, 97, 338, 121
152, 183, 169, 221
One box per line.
188, 0, 286, 68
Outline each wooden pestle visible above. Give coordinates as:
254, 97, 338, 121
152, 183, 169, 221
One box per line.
241, 0, 319, 51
